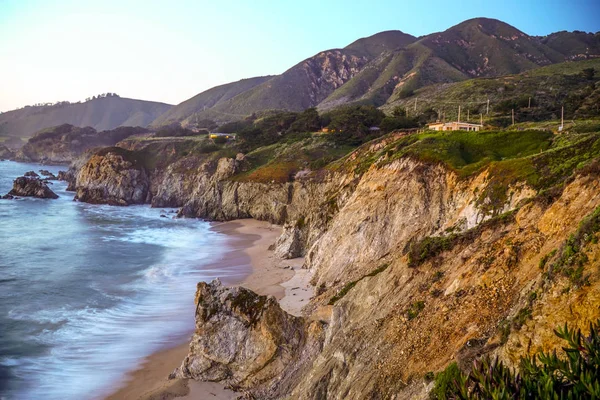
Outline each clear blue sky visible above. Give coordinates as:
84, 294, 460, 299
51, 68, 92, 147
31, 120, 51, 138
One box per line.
1, 0, 599, 112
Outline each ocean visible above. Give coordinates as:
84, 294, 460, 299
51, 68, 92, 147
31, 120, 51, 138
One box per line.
0, 161, 246, 399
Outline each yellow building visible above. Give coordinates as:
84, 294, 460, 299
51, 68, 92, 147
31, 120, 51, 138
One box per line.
209, 133, 236, 140
428, 122, 482, 131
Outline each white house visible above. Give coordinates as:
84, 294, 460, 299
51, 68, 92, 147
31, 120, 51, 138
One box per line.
428, 122, 483, 131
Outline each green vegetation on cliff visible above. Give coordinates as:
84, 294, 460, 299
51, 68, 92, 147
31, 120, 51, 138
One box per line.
432, 319, 600, 399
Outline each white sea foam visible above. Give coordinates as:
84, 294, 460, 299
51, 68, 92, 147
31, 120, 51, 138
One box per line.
0, 164, 247, 400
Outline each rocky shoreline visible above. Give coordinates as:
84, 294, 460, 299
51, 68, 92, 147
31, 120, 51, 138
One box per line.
105, 219, 309, 400
28, 129, 600, 398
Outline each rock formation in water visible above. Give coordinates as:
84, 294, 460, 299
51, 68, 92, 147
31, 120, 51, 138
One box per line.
38, 170, 57, 180
171, 280, 325, 398
74, 148, 149, 206
5, 176, 59, 199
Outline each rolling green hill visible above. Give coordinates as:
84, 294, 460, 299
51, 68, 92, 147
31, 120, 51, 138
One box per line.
152, 18, 600, 126
154, 30, 418, 126
382, 58, 600, 124
149, 76, 272, 127
0, 96, 172, 143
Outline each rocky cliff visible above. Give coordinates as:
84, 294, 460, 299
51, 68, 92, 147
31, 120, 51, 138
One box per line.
69, 128, 600, 398
15, 124, 149, 164
74, 148, 149, 205
0, 145, 15, 159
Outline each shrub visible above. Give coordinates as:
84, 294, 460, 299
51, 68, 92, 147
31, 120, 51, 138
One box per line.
407, 300, 425, 320
545, 205, 600, 287
431, 362, 463, 400
328, 263, 390, 305
433, 318, 600, 399
213, 136, 228, 145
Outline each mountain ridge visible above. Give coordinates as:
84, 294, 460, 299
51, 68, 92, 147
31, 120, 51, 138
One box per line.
155, 17, 600, 126
0, 96, 172, 143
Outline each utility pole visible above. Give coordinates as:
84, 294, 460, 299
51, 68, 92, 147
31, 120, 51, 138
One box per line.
528, 97, 531, 109
512, 109, 515, 126
458, 106, 461, 123
414, 97, 417, 112
480, 113, 483, 125
560, 106, 564, 131
486, 99, 490, 115
467, 109, 469, 122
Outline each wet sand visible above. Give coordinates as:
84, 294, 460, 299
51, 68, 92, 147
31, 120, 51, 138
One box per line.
105, 219, 311, 400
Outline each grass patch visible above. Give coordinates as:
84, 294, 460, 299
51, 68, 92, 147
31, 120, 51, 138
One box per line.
431, 362, 462, 400
545, 205, 600, 287
406, 300, 425, 320
328, 263, 390, 305
407, 210, 517, 267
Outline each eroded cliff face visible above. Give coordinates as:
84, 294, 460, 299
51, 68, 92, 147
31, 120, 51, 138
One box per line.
15, 125, 148, 164
172, 280, 325, 398
70, 134, 600, 399
75, 150, 149, 205
176, 162, 599, 399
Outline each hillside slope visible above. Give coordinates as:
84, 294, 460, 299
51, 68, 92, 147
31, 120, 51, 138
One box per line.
383, 58, 600, 123
66, 123, 600, 399
157, 18, 600, 124
149, 76, 273, 127
155, 31, 417, 126
0, 96, 171, 141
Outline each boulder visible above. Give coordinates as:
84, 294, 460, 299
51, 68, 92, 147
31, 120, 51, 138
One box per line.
275, 223, 305, 259
24, 171, 40, 178
39, 170, 58, 180
171, 279, 320, 396
75, 149, 149, 206
7, 176, 58, 199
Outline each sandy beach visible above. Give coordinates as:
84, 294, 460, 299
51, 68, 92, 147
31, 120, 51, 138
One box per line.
105, 219, 312, 400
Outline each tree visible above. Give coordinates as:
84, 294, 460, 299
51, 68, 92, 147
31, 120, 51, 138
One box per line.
323, 105, 386, 145
392, 106, 407, 117
217, 120, 252, 133
379, 116, 418, 132
582, 68, 596, 80
288, 108, 321, 133
196, 118, 218, 131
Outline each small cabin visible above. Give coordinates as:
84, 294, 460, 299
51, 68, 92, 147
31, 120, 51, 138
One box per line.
428, 122, 482, 132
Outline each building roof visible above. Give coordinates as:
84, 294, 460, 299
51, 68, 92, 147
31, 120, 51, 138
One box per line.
428, 121, 483, 127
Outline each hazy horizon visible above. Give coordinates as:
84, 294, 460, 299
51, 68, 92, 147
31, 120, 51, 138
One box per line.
1, 0, 599, 113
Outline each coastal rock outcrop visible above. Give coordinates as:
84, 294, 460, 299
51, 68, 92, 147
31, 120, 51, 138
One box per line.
75, 148, 149, 205
63, 130, 600, 399
6, 176, 58, 199
15, 124, 149, 164
39, 170, 57, 179
0, 145, 15, 160
172, 280, 325, 398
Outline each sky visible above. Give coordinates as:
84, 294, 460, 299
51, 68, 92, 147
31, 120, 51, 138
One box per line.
1, 0, 599, 112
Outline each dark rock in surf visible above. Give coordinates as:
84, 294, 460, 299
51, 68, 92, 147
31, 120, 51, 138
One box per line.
7, 176, 58, 199
39, 170, 58, 180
